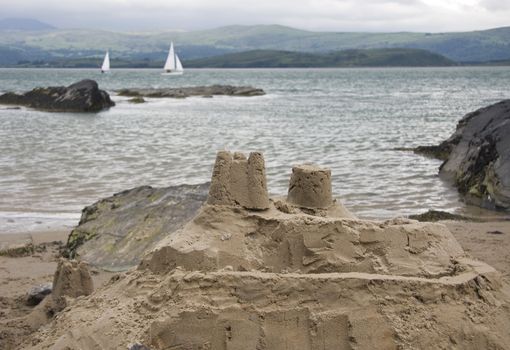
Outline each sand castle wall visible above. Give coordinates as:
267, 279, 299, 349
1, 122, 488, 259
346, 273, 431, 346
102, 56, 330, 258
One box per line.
141, 152, 464, 277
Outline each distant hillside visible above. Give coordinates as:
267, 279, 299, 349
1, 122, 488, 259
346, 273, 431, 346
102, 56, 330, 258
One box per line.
0, 24, 510, 65
11, 48, 455, 68
185, 48, 456, 68
0, 18, 55, 31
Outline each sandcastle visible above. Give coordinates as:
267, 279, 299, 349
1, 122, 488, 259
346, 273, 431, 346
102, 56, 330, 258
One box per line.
23, 151, 510, 350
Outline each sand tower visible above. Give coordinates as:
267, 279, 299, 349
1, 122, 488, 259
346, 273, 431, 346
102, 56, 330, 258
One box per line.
287, 164, 333, 208
207, 151, 270, 210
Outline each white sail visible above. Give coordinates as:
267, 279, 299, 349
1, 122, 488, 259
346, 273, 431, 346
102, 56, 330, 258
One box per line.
101, 51, 110, 72
164, 43, 176, 71
175, 54, 183, 72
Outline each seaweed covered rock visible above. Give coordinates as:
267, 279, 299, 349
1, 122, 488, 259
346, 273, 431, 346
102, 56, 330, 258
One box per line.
416, 100, 510, 210
0, 79, 114, 112
65, 183, 209, 270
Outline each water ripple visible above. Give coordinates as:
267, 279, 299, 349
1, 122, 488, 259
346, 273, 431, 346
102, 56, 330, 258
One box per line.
1, 67, 509, 232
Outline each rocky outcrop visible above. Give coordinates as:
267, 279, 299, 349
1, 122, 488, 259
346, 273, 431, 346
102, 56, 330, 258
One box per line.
415, 100, 510, 210
117, 85, 265, 98
22, 151, 510, 350
65, 183, 209, 270
0, 79, 114, 112
408, 210, 480, 222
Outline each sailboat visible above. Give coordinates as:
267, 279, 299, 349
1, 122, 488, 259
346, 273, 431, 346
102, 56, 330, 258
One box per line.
162, 42, 184, 75
101, 51, 110, 74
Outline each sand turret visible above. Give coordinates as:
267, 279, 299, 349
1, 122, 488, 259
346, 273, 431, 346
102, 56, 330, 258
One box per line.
207, 151, 270, 210
52, 259, 94, 302
287, 164, 333, 208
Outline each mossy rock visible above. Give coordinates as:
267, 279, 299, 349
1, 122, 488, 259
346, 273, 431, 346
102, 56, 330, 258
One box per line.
414, 100, 510, 211
409, 210, 481, 222
128, 97, 146, 104
0, 243, 35, 257
64, 183, 209, 270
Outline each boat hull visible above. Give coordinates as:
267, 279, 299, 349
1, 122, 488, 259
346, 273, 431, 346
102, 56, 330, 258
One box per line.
161, 71, 184, 76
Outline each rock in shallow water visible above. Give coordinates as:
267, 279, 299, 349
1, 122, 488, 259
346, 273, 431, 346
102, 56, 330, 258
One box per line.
0, 79, 114, 112
415, 99, 510, 210
117, 85, 265, 98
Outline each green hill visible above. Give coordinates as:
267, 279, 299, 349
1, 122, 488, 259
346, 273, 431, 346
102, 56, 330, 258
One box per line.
0, 18, 55, 31
185, 48, 456, 68
1, 24, 510, 65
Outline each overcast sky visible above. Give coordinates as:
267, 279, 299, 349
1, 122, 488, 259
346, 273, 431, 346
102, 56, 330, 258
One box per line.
2, 0, 510, 32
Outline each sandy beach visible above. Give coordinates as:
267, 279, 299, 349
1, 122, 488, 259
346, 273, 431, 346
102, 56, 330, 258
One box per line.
0, 231, 115, 349
443, 220, 510, 282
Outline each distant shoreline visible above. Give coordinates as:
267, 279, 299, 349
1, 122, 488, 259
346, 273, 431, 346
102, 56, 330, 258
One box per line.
2, 48, 510, 69
1, 64, 509, 69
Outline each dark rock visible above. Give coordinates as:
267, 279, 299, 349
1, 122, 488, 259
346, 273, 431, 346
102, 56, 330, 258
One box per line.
0, 79, 115, 112
64, 183, 209, 270
413, 142, 453, 161
26, 283, 52, 306
415, 100, 510, 210
117, 85, 265, 99
408, 210, 480, 222
129, 344, 151, 350
487, 230, 504, 235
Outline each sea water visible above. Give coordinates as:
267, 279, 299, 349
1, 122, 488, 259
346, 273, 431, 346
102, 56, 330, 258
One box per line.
1, 67, 509, 233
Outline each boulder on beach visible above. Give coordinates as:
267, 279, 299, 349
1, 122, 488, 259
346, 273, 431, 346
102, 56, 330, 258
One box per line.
117, 85, 265, 98
23, 151, 510, 350
65, 183, 209, 270
415, 99, 510, 210
0, 79, 115, 112
26, 283, 52, 306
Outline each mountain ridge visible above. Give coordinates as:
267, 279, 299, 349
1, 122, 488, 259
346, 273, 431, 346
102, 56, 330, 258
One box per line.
0, 18, 55, 31
1, 22, 510, 65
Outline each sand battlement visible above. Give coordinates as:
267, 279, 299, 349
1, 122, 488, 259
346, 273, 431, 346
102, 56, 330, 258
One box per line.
208, 151, 336, 210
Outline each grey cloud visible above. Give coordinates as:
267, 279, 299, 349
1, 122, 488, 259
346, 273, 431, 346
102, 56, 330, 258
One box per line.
1, 0, 509, 32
